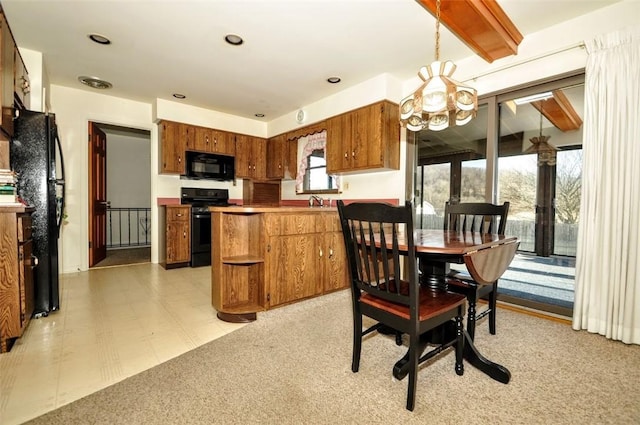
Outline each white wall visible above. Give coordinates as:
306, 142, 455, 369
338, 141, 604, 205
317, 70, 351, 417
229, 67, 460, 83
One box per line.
106, 132, 151, 247
106, 132, 151, 208
50, 85, 153, 273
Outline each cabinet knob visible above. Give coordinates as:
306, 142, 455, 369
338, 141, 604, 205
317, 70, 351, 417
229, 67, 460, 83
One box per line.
351, 151, 355, 158
319, 247, 323, 257
329, 248, 334, 258
344, 152, 348, 159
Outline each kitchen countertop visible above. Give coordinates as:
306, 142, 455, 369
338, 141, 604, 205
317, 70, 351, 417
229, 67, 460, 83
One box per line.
209, 205, 338, 213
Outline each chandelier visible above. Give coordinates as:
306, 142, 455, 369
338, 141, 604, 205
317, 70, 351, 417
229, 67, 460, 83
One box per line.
400, 0, 478, 132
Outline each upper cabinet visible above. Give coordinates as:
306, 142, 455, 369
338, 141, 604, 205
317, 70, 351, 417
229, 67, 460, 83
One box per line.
266, 134, 297, 180
159, 120, 185, 175
235, 134, 267, 180
158, 99, 400, 179
0, 9, 29, 138
326, 100, 400, 174
195, 126, 234, 155
14, 49, 29, 110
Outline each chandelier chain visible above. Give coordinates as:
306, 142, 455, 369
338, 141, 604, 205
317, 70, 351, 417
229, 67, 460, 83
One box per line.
435, 0, 441, 61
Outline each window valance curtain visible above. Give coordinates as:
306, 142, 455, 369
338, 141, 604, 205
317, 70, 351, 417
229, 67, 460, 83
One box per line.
573, 26, 640, 344
295, 131, 339, 193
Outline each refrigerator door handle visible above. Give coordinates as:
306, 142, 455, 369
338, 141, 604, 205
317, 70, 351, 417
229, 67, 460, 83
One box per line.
54, 130, 66, 235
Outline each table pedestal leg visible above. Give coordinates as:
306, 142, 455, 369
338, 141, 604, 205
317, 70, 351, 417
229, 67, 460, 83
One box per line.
463, 329, 511, 383
391, 323, 510, 384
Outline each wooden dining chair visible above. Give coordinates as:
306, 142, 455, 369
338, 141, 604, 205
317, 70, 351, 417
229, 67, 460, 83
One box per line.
443, 201, 510, 340
337, 200, 466, 412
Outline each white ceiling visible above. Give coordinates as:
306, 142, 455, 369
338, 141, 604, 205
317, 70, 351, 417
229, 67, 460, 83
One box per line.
1, 0, 619, 122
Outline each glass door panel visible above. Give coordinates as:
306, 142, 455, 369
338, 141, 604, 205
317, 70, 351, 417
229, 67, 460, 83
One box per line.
554, 149, 582, 256
496, 83, 584, 313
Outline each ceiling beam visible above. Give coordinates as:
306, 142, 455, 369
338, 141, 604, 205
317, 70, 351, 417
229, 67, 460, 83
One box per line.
416, 0, 523, 63
531, 90, 583, 132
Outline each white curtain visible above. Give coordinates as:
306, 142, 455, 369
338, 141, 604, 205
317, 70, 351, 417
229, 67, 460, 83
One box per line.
573, 26, 640, 344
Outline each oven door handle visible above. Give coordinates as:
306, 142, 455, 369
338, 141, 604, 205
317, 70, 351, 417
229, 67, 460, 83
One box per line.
193, 214, 211, 219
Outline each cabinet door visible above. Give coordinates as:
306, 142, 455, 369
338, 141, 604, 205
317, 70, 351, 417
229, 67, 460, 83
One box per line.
211, 129, 234, 155
1, 16, 16, 137
160, 121, 183, 174
266, 135, 285, 179
323, 231, 349, 292
252, 137, 267, 180
195, 126, 213, 152
166, 221, 190, 263
352, 104, 378, 169
268, 234, 322, 307
326, 112, 353, 173
234, 134, 252, 178
14, 50, 30, 110
180, 123, 196, 152
19, 239, 35, 329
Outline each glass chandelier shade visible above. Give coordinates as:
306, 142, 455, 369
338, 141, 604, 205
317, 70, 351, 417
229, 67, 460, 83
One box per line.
399, 0, 478, 132
525, 109, 558, 166
400, 60, 478, 131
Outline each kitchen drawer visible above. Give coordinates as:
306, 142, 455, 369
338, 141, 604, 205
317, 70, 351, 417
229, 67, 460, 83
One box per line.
167, 206, 190, 221
18, 214, 32, 242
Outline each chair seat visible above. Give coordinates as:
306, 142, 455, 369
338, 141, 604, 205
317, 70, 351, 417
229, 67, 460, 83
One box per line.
360, 281, 466, 321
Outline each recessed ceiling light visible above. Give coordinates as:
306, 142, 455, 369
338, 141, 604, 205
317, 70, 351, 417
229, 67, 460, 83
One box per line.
254, 113, 265, 118
327, 77, 341, 84
225, 34, 244, 46
173, 93, 186, 99
78, 76, 112, 89
88, 34, 111, 45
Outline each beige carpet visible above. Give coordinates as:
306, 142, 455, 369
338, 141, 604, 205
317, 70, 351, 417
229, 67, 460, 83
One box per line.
25, 290, 640, 424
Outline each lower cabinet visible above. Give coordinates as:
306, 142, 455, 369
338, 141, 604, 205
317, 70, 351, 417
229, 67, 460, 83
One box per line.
210, 208, 349, 322
163, 205, 190, 268
0, 208, 35, 353
322, 214, 349, 293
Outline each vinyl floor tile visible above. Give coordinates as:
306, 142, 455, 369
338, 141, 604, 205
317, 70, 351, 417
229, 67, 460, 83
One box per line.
0, 264, 244, 425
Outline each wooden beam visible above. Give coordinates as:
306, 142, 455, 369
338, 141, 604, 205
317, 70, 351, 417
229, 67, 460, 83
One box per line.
531, 90, 583, 132
416, 0, 523, 63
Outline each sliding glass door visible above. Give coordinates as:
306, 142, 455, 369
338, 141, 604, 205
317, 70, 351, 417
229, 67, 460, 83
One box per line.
412, 73, 584, 316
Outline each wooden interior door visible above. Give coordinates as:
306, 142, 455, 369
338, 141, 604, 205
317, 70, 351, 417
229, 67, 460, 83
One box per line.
88, 122, 107, 267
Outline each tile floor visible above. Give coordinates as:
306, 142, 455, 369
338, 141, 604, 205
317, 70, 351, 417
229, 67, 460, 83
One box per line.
0, 263, 246, 425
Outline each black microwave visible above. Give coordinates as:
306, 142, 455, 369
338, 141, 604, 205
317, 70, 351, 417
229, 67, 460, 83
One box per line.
184, 151, 235, 181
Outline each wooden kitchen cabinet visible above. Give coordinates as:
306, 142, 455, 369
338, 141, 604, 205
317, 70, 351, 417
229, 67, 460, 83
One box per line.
164, 205, 190, 267
195, 126, 234, 155
266, 134, 286, 179
235, 134, 267, 180
0, 12, 16, 137
326, 100, 400, 174
0, 207, 35, 353
266, 134, 297, 180
14, 49, 29, 110
211, 211, 266, 322
321, 213, 349, 293
210, 207, 349, 322
265, 213, 323, 307
159, 120, 186, 174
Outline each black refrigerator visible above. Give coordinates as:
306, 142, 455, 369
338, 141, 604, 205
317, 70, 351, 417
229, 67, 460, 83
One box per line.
10, 110, 65, 317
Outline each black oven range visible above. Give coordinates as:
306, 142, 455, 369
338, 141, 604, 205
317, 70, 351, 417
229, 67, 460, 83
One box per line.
180, 187, 233, 267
